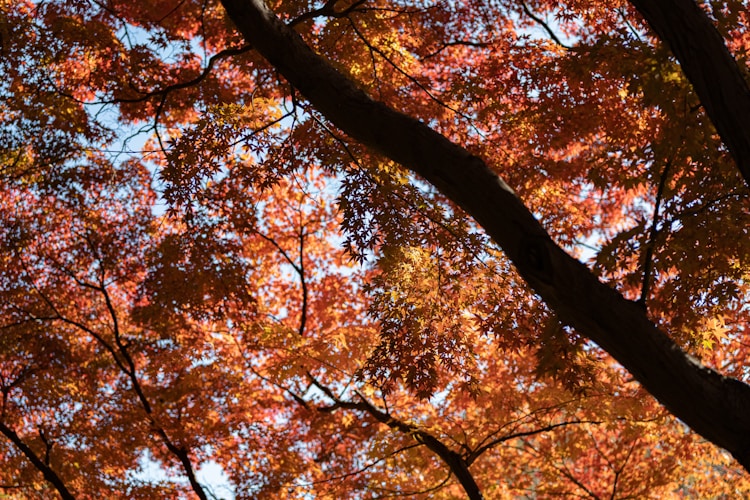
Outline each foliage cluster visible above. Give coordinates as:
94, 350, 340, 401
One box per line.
1, 0, 750, 497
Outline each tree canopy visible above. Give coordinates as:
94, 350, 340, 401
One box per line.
1, 0, 750, 498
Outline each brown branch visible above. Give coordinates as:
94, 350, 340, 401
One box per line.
519, 0, 570, 49
95, 277, 208, 500
219, 0, 750, 471
556, 462, 602, 500
37, 427, 51, 466
347, 19, 479, 128
627, 0, 750, 188
421, 40, 492, 60
309, 443, 423, 484
666, 189, 745, 224
22, 237, 209, 500
112, 45, 253, 105
467, 420, 600, 465
289, 0, 367, 27
610, 439, 639, 499
367, 471, 453, 497
307, 374, 484, 499
638, 160, 670, 309
297, 223, 308, 336
253, 229, 308, 335
229, 333, 311, 408
0, 421, 75, 500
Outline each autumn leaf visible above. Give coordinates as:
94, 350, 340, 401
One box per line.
1, 0, 750, 498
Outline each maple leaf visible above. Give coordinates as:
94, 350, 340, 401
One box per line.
1, 0, 750, 498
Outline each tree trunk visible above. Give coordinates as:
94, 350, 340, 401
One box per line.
218, 0, 750, 472
628, 0, 750, 187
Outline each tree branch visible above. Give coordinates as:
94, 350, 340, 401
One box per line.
627, 0, 750, 188
307, 374, 484, 499
112, 45, 253, 105
218, 0, 750, 471
519, 0, 570, 49
289, 0, 366, 26
0, 421, 75, 500
95, 278, 208, 500
638, 160, 670, 309
467, 420, 600, 465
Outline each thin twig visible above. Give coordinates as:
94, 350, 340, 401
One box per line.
638, 160, 670, 309
519, 1, 570, 49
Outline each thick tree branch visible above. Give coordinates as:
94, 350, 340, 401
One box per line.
308, 375, 483, 499
0, 421, 75, 500
628, 0, 750, 187
218, 0, 750, 471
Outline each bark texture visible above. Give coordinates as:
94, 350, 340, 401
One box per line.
219, 0, 750, 471
629, 0, 750, 187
